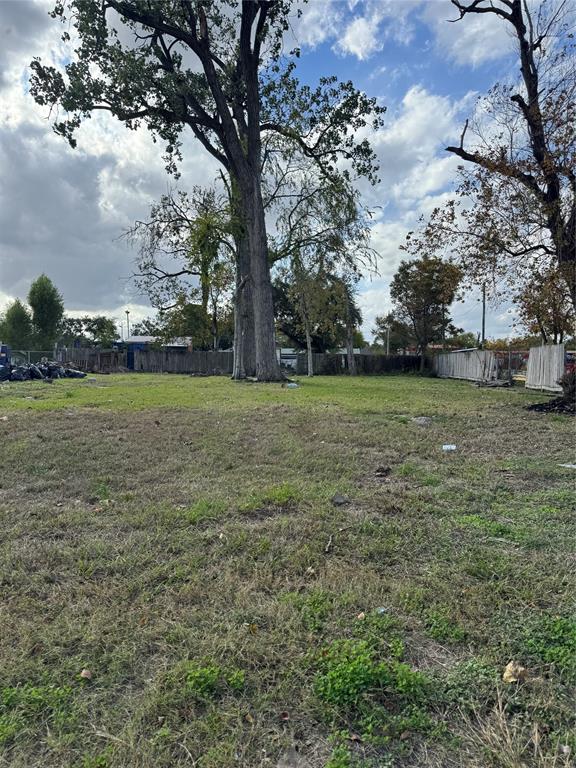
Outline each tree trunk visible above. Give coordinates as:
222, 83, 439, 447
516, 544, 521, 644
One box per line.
420, 346, 427, 372
232, 230, 256, 379
345, 297, 357, 376
346, 321, 356, 376
239, 175, 283, 381
305, 323, 314, 377
559, 255, 576, 313
210, 297, 218, 351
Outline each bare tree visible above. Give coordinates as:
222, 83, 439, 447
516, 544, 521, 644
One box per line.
447, 0, 576, 307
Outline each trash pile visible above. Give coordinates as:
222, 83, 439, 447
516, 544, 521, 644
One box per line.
0, 361, 87, 382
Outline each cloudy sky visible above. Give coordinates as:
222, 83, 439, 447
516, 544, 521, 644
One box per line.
0, 0, 521, 340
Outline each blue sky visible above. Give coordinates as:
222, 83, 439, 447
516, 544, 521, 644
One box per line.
0, 0, 526, 340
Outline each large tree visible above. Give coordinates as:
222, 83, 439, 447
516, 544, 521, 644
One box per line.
390, 256, 462, 370
0, 300, 33, 349
27, 275, 65, 349
31, 1, 383, 380
515, 266, 575, 344
445, 0, 575, 307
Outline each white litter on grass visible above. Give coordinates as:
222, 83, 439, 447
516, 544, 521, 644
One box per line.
442, 444, 457, 452
286, 382, 299, 389
412, 416, 432, 427
558, 463, 576, 469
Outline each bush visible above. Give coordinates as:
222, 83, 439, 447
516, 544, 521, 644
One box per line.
559, 369, 576, 403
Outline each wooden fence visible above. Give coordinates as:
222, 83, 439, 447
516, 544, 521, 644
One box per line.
58, 348, 127, 373
525, 344, 564, 392
133, 349, 234, 375
295, 353, 422, 376
434, 349, 497, 381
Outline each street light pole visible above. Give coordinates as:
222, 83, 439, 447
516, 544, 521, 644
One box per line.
125, 310, 130, 340
386, 324, 390, 356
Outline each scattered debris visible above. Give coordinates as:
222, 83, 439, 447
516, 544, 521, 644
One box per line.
502, 661, 527, 683
79, 668, 93, 680
558, 463, 576, 469
374, 465, 391, 479
526, 396, 575, 415
285, 382, 299, 389
331, 493, 349, 506
375, 607, 389, 615
356, 612, 366, 620
0, 361, 86, 382
412, 416, 432, 427
474, 379, 511, 388
442, 444, 457, 452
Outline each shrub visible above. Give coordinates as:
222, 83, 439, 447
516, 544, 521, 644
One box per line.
558, 369, 576, 403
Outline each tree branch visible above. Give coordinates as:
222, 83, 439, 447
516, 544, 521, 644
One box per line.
449, 0, 513, 22
446, 143, 546, 202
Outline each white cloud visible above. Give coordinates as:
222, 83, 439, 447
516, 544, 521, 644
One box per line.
422, 1, 514, 67
294, 0, 515, 68
291, 0, 344, 49
359, 85, 473, 211
335, 14, 384, 60
332, 0, 420, 61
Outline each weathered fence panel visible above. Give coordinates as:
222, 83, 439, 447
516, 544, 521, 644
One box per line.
526, 344, 564, 392
58, 348, 127, 373
434, 349, 497, 381
295, 353, 422, 376
133, 349, 234, 375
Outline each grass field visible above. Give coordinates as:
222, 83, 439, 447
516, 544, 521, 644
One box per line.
0, 374, 574, 768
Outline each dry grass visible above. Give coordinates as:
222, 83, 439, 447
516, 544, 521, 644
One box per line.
0, 375, 574, 768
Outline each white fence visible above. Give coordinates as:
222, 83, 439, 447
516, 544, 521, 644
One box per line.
434, 349, 497, 381
525, 344, 564, 392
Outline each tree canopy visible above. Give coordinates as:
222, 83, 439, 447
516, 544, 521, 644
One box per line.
59, 316, 119, 348
390, 256, 462, 367
28, 275, 65, 349
0, 300, 33, 349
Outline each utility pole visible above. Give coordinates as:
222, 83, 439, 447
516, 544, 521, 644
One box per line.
125, 310, 130, 339
386, 324, 390, 356
481, 284, 486, 349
